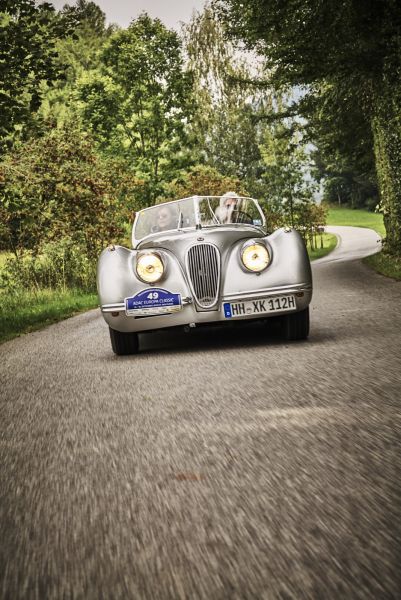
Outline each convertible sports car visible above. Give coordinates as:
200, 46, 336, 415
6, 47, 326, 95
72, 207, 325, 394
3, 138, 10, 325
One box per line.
97, 195, 312, 355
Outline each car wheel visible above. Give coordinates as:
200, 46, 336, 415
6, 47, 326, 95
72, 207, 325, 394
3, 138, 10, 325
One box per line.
109, 327, 139, 355
283, 307, 310, 341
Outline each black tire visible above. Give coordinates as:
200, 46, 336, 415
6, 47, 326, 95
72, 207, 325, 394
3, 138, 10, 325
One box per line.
109, 327, 139, 355
283, 307, 310, 341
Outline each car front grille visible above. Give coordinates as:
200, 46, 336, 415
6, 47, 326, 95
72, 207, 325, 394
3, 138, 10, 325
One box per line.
186, 243, 220, 308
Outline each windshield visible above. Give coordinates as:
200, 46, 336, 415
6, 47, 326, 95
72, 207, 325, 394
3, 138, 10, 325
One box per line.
133, 196, 266, 242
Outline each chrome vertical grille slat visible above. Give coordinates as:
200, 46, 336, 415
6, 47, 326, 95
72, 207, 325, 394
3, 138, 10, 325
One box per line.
186, 243, 220, 308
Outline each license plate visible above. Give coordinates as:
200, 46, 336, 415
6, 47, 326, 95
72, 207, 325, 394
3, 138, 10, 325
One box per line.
224, 295, 296, 318
125, 288, 182, 316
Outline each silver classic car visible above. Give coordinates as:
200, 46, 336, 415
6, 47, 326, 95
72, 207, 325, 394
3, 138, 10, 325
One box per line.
97, 194, 312, 354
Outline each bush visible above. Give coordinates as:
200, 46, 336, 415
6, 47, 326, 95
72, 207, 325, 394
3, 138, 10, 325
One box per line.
260, 198, 327, 242
0, 123, 138, 257
0, 238, 97, 293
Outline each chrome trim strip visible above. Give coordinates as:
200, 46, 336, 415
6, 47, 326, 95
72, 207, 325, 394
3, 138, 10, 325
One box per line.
101, 297, 192, 313
101, 303, 125, 312
223, 283, 312, 302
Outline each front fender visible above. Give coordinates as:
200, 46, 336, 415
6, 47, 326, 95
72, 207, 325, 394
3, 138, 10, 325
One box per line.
97, 245, 192, 307
222, 228, 312, 296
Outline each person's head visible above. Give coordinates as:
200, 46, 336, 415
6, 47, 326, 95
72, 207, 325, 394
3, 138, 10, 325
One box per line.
221, 191, 239, 210
156, 205, 175, 231
217, 191, 240, 223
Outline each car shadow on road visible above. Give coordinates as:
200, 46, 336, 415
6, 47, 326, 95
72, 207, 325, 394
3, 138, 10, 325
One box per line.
104, 321, 337, 358
141, 322, 281, 355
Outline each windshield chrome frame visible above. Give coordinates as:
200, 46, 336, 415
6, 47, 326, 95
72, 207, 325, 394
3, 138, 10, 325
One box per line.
132, 196, 266, 247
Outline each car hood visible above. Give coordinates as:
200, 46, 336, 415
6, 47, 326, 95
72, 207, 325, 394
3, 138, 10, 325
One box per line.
136, 226, 266, 256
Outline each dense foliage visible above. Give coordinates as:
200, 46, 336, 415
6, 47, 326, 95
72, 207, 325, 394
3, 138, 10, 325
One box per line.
215, 0, 401, 255
307, 86, 378, 210
0, 0, 328, 297
0, 125, 136, 256
183, 5, 270, 196
78, 13, 195, 203
0, 124, 137, 290
0, 0, 70, 153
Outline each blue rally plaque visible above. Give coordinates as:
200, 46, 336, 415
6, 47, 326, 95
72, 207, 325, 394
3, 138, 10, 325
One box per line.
125, 288, 182, 316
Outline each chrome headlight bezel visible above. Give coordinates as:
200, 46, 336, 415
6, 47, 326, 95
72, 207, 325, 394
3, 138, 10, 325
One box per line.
135, 252, 165, 284
240, 240, 271, 273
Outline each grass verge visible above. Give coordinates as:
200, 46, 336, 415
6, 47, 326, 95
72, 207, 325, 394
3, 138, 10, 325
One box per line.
307, 233, 337, 261
0, 288, 98, 344
364, 252, 401, 281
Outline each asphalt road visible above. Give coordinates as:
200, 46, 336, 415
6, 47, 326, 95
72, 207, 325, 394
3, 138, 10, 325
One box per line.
1, 227, 401, 600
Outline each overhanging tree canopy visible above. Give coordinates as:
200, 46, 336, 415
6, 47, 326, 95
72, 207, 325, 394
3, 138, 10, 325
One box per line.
216, 0, 401, 255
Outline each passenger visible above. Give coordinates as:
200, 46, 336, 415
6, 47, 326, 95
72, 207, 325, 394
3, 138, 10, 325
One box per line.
154, 205, 176, 232
215, 191, 239, 224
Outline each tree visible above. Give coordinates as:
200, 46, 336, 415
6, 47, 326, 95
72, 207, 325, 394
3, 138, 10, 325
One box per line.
78, 13, 194, 204
0, 124, 138, 258
183, 4, 270, 194
216, 0, 401, 255
183, 3, 238, 111
38, 1, 113, 129
306, 83, 378, 209
55, 0, 115, 82
259, 118, 317, 223
0, 0, 69, 153
166, 164, 247, 199
59, 0, 107, 36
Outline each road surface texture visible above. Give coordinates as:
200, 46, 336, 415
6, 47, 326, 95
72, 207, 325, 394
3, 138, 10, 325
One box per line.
1, 227, 400, 600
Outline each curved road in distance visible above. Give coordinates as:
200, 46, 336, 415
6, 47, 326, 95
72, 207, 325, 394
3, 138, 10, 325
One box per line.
1, 227, 401, 600
317, 225, 382, 264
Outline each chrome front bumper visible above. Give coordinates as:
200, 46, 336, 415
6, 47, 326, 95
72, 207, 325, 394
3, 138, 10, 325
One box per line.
100, 283, 312, 334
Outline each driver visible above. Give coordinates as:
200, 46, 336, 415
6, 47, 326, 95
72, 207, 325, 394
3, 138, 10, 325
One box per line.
215, 191, 239, 224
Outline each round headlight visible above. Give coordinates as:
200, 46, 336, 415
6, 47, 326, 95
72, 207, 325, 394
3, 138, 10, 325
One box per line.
136, 253, 164, 283
241, 242, 270, 272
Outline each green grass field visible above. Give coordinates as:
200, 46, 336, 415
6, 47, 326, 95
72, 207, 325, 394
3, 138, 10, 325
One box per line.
0, 288, 98, 343
326, 206, 385, 236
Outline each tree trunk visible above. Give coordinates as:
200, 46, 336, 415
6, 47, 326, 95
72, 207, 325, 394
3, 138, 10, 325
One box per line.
371, 87, 401, 256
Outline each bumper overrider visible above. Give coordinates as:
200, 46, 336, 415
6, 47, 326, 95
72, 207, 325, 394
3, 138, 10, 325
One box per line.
100, 283, 312, 334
